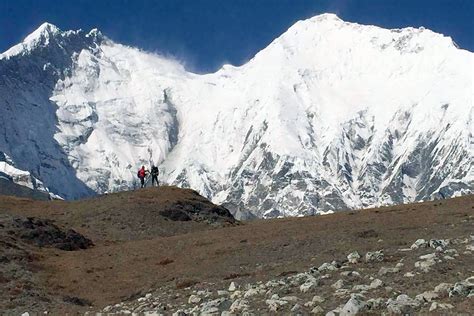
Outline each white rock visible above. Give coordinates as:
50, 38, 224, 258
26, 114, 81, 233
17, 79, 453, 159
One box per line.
291, 303, 302, 312
270, 293, 280, 300
332, 279, 345, 290
340, 271, 361, 278
365, 250, 384, 263
347, 251, 361, 264
281, 296, 299, 302
449, 277, 474, 297
404, 272, 415, 277
433, 282, 452, 297
386, 294, 420, 314
230, 290, 242, 300
378, 266, 400, 275
429, 239, 449, 249
200, 298, 231, 314
352, 284, 371, 291
410, 239, 427, 249
217, 290, 229, 296
300, 276, 319, 293
419, 253, 436, 260
466, 244, 474, 251
265, 299, 288, 312
429, 302, 454, 312
414, 258, 436, 272
311, 305, 324, 314
318, 262, 338, 272
243, 288, 259, 298
229, 299, 249, 313
312, 295, 325, 303
415, 291, 438, 302
335, 288, 352, 297
228, 282, 237, 292
188, 294, 202, 304
340, 294, 366, 316
370, 279, 383, 289
366, 298, 385, 310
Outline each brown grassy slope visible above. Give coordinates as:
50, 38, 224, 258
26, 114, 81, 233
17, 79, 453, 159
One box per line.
0, 186, 235, 242
0, 189, 472, 313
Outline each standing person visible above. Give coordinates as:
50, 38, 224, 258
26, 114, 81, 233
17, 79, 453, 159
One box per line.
137, 165, 148, 188
151, 164, 159, 187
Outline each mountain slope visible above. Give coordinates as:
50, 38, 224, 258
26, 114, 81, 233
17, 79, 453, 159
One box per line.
0, 14, 472, 217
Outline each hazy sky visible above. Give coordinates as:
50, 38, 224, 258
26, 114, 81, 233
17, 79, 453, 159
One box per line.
1, 0, 473, 72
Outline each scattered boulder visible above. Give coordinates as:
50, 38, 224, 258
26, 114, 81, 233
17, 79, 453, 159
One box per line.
433, 282, 452, 298
369, 279, 383, 289
378, 266, 400, 276
188, 294, 201, 304
291, 303, 302, 312
312, 295, 325, 304
265, 298, 288, 312
429, 239, 449, 250
229, 299, 249, 313
415, 291, 438, 303
228, 282, 237, 292
243, 288, 260, 298
410, 239, 427, 250
365, 250, 384, 263
332, 279, 345, 290
318, 261, 339, 272
429, 302, 454, 312
386, 294, 420, 314
311, 305, 324, 314
340, 271, 361, 278
449, 277, 474, 298
200, 298, 231, 314
347, 251, 361, 264
340, 294, 366, 316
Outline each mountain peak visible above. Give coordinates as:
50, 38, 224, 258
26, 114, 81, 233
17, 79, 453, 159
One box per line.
24, 22, 61, 43
310, 13, 342, 22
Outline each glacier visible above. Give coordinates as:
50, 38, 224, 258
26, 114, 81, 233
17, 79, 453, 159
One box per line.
0, 14, 472, 218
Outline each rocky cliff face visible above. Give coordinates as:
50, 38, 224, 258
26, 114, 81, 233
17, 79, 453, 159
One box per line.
0, 15, 472, 218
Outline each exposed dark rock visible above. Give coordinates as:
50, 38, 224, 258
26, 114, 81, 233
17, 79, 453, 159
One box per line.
13, 217, 93, 251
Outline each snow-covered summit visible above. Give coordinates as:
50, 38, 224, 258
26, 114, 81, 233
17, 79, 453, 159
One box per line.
0, 22, 104, 60
0, 15, 472, 217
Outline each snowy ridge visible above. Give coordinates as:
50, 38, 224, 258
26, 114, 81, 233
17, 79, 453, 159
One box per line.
0, 14, 472, 217
0, 152, 61, 199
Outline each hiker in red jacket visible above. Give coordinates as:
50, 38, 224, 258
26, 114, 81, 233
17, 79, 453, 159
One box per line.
137, 165, 149, 188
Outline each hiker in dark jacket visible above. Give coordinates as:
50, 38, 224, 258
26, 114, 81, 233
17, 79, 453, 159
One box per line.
137, 165, 148, 188
151, 165, 159, 187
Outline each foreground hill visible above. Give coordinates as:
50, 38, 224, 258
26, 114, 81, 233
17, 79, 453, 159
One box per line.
0, 189, 472, 314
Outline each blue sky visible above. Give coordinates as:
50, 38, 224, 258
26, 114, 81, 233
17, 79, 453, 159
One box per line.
1, 0, 473, 73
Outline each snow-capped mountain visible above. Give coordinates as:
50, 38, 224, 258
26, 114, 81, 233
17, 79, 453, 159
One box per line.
0, 14, 472, 218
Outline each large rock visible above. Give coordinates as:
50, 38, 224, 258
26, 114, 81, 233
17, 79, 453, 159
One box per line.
386, 294, 420, 314
365, 250, 384, 263
347, 251, 361, 264
340, 294, 366, 316
449, 277, 474, 297
410, 239, 427, 250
